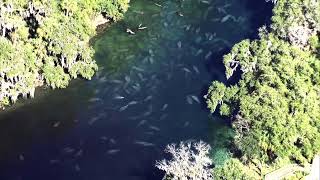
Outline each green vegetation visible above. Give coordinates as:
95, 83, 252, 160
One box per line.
0, 0, 129, 108
94, 0, 209, 74
205, 0, 320, 178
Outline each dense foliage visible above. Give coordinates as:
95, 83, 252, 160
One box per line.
205, 0, 320, 178
0, 0, 129, 107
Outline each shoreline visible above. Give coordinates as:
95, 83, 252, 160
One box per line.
0, 14, 114, 111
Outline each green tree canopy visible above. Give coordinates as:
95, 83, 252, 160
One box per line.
0, 0, 129, 107
206, 0, 320, 178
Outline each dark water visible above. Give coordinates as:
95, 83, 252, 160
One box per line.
0, 0, 271, 179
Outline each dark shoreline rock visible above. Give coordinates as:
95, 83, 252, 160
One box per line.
95, 14, 113, 34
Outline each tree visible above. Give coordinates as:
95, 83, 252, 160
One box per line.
156, 141, 214, 180
0, 0, 130, 108
205, 0, 320, 177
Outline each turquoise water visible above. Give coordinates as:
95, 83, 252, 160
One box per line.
0, 0, 271, 179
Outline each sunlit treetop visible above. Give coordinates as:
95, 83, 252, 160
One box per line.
206, 0, 320, 178
0, 0, 130, 107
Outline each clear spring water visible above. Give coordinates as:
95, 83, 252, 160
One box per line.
0, 0, 271, 179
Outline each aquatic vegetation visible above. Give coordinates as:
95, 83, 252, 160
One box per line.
0, 0, 129, 108
93, 0, 216, 74
206, 0, 320, 178
208, 118, 234, 167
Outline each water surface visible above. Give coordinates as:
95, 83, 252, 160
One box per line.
0, 0, 271, 179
